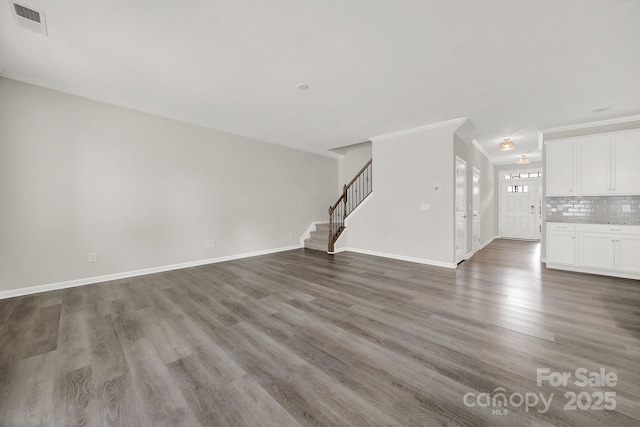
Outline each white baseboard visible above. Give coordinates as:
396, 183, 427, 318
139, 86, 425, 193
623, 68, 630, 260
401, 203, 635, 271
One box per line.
327, 246, 347, 255
329, 193, 374, 253
545, 263, 640, 281
0, 244, 302, 300
465, 235, 498, 260
338, 247, 456, 269
299, 221, 329, 246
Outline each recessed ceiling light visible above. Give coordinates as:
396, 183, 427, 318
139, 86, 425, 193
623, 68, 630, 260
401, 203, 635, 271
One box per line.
297, 83, 309, 90
593, 106, 610, 112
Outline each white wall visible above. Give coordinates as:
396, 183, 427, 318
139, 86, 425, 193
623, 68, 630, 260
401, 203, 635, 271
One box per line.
0, 77, 337, 292
336, 142, 372, 192
344, 123, 460, 266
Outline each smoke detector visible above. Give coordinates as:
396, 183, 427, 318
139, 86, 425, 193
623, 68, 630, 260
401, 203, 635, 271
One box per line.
9, 1, 47, 35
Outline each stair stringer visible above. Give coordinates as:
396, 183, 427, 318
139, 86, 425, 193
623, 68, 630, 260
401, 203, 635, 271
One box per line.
299, 221, 329, 247
329, 192, 374, 254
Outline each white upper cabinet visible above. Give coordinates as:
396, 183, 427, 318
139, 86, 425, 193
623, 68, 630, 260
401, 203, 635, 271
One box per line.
546, 130, 640, 196
611, 132, 640, 195
546, 140, 574, 196
576, 135, 610, 195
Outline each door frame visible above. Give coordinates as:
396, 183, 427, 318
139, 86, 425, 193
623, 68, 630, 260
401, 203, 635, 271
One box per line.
472, 167, 481, 252
455, 157, 467, 263
498, 168, 542, 240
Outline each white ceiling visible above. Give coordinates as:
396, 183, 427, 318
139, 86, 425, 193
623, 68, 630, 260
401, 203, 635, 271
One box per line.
1, 0, 639, 163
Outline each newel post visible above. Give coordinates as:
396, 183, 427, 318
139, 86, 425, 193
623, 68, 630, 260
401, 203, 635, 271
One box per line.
342, 185, 347, 215
328, 206, 334, 253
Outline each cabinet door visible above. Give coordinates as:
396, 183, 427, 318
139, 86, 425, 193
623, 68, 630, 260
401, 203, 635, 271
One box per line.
579, 233, 614, 270
547, 231, 576, 265
577, 135, 610, 195
546, 141, 574, 196
615, 235, 640, 274
611, 132, 640, 194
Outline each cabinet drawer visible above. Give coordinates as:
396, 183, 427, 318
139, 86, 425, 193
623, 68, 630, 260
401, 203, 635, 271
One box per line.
579, 224, 640, 235
547, 223, 576, 231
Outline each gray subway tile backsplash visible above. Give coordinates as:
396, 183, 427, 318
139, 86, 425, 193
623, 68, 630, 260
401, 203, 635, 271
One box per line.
545, 195, 640, 225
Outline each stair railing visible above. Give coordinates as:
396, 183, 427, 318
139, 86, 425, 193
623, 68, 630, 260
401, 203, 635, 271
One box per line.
328, 159, 372, 252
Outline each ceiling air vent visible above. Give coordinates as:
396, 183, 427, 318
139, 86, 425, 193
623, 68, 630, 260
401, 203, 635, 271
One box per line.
9, 1, 47, 35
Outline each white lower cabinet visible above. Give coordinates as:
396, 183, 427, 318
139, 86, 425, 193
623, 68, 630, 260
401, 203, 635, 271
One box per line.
546, 223, 640, 279
547, 224, 576, 266
579, 233, 614, 270
616, 235, 640, 274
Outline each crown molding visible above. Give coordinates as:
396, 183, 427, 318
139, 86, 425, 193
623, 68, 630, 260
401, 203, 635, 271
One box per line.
0, 72, 343, 159
369, 117, 467, 142
540, 115, 640, 135
471, 139, 493, 163
538, 131, 544, 150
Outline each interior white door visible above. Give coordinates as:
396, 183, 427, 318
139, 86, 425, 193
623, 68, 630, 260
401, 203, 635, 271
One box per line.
472, 167, 481, 252
500, 178, 539, 240
455, 157, 467, 263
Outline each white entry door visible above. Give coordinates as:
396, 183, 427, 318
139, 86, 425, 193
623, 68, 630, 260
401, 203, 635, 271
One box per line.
472, 167, 481, 251
455, 157, 467, 263
500, 178, 539, 240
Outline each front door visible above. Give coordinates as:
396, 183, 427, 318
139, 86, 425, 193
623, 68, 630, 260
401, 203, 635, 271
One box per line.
500, 178, 539, 240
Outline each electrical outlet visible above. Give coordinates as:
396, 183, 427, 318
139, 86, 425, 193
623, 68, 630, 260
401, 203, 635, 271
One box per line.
622, 205, 631, 213
205, 240, 216, 249
88, 252, 97, 263
420, 203, 431, 210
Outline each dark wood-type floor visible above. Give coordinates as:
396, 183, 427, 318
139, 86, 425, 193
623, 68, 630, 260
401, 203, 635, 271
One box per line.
1, 239, 639, 426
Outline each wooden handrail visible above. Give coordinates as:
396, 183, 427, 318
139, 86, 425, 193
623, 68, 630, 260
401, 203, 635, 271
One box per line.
328, 159, 372, 252
330, 193, 343, 211
345, 159, 372, 189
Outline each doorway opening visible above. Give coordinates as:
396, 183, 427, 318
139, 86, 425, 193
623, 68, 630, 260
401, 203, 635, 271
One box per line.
499, 169, 542, 240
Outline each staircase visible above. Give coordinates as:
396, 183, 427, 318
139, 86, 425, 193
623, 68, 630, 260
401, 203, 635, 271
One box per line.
303, 223, 330, 251
303, 158, 372, 253
328, 159, 372, 252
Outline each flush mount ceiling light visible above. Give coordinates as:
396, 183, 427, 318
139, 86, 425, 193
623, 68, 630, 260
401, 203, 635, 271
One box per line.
499, 138, 515, 151
517, 154, 530, 165
296, 83, 309, 90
